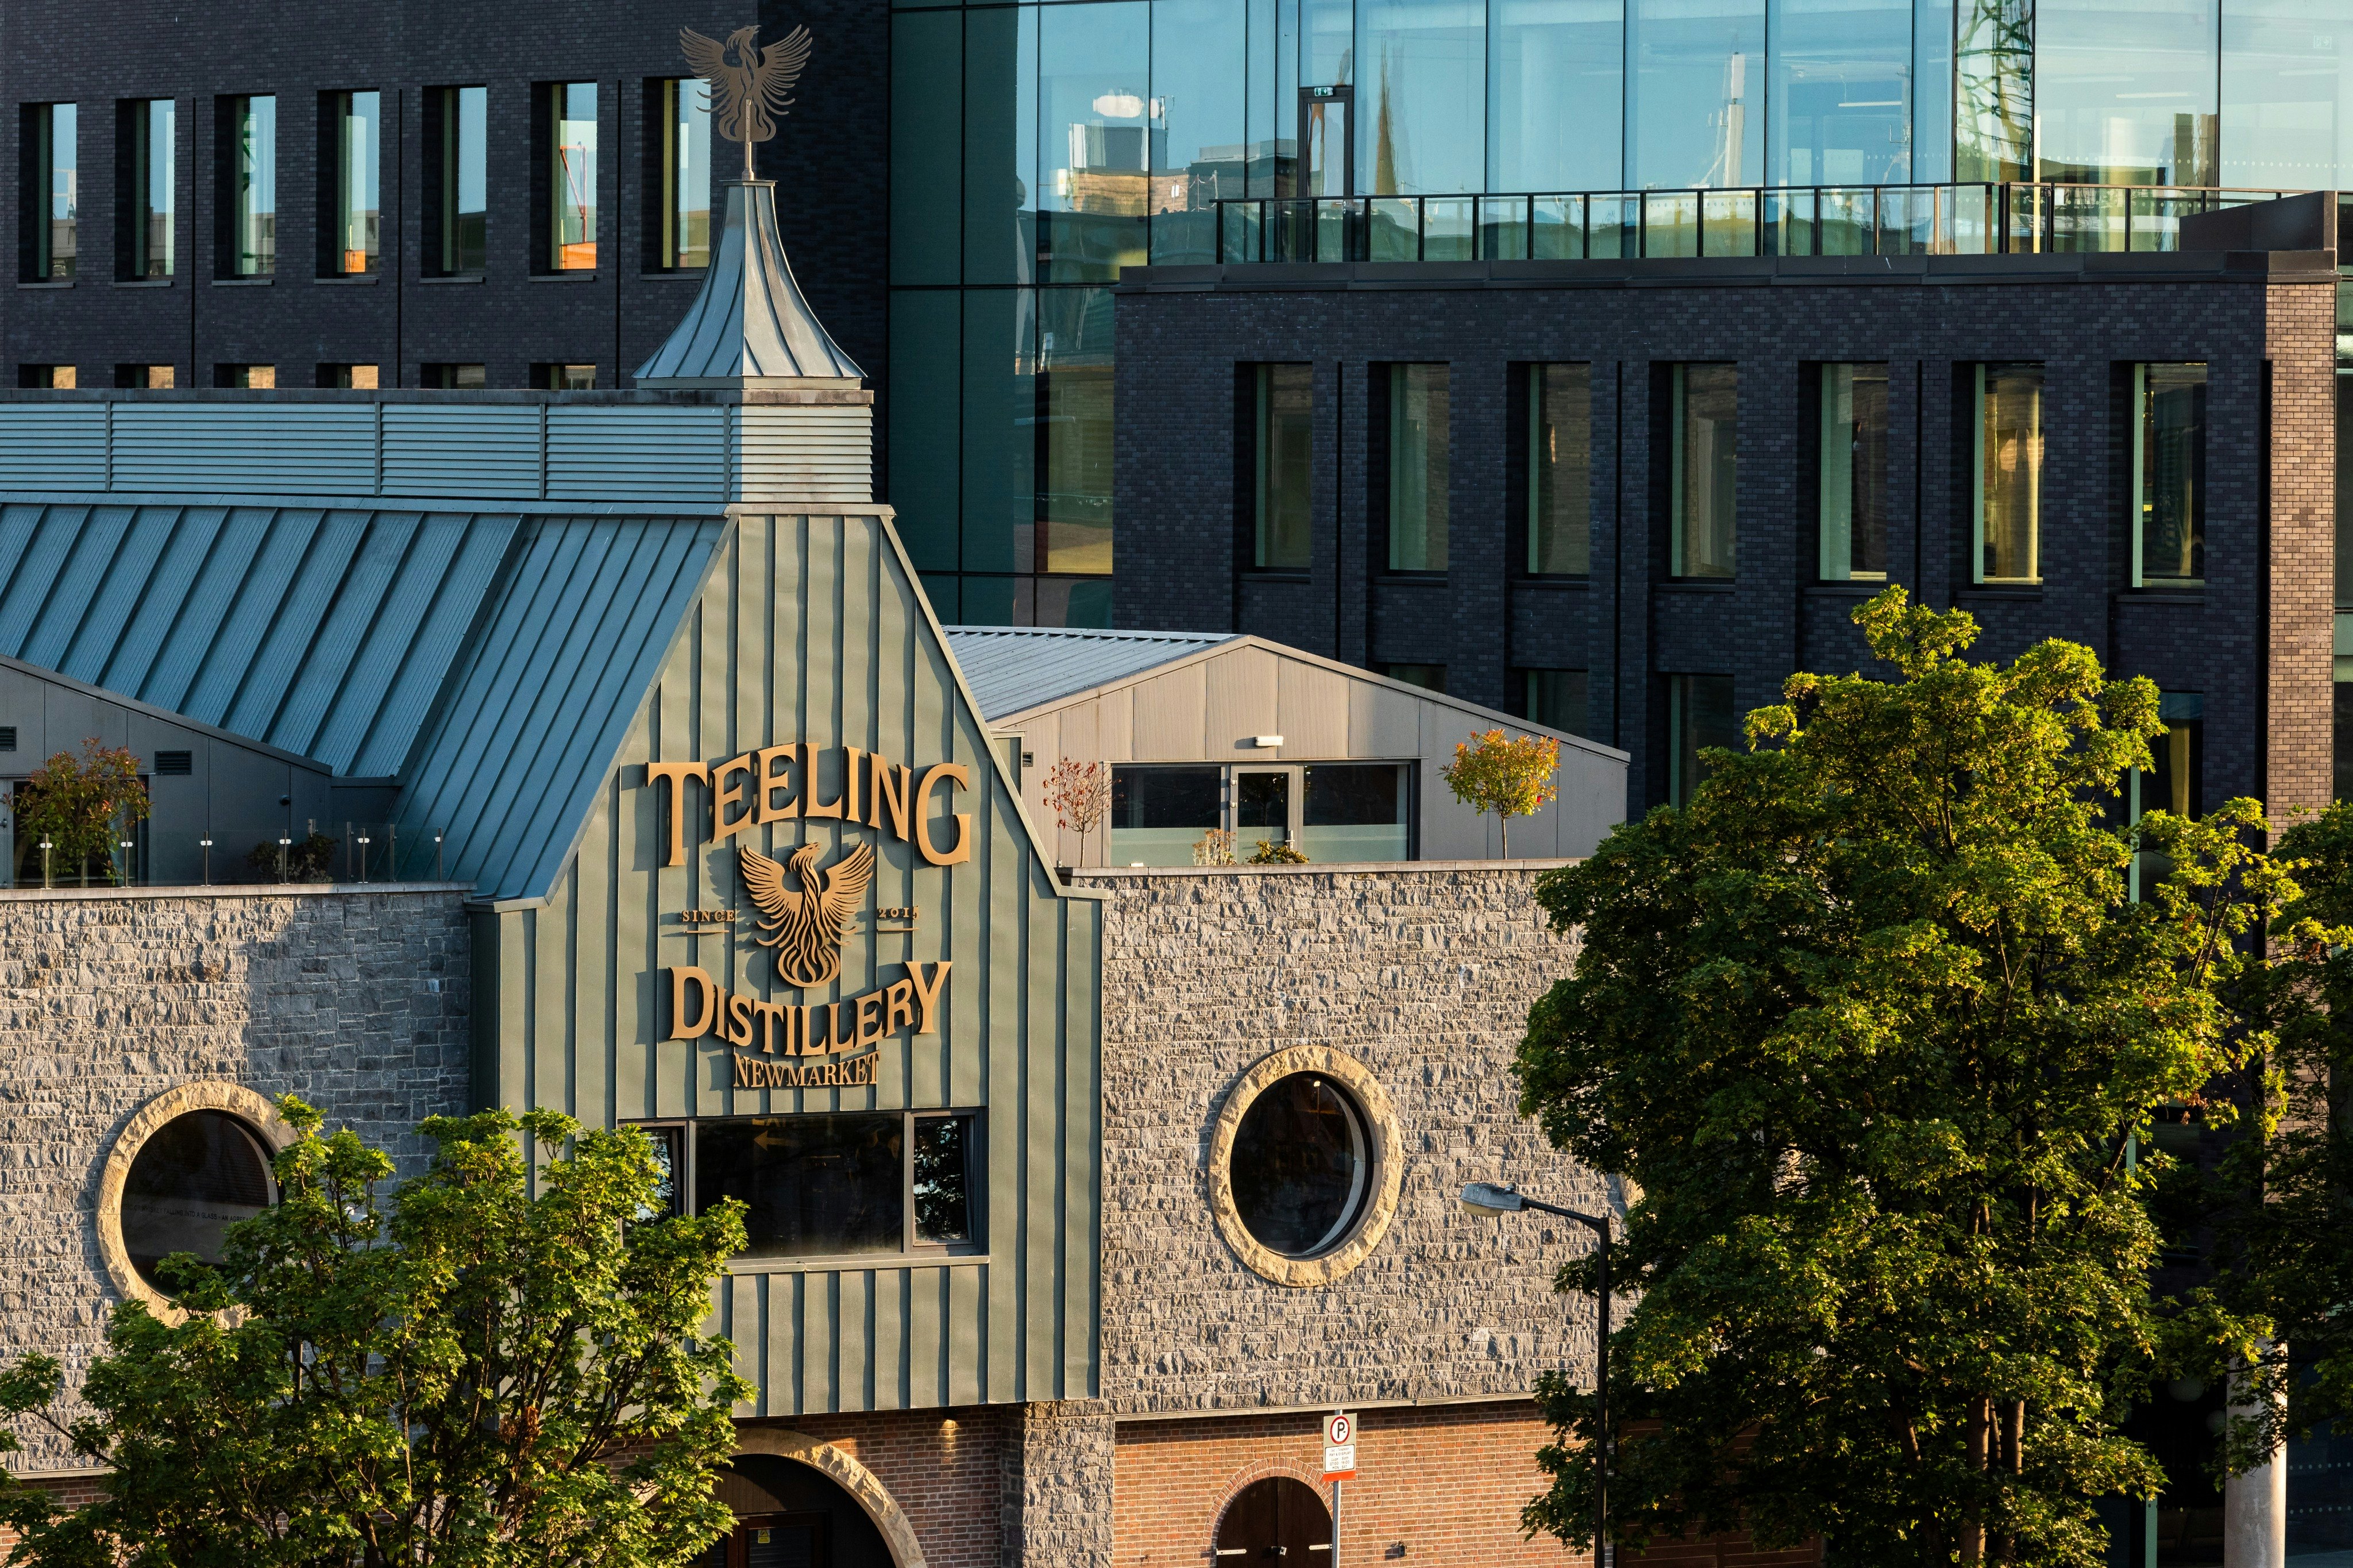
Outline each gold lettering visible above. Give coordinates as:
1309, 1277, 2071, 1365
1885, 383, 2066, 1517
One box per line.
885, 978, 916, 1033
826, 1000, 855, 1053
646, 762, 711, 867
756, 745, 801, 824
855, 992, 886, 1051
726, 992, 755, 1047
843, 747, 866, 825
732, 1051, 754, 1088
909, 960, 951, 1035
754, 998, 788, 1055
915, 764, 973, 865
712, 753, 756, 840
669, 966, 718, 1040
807, 746, 847, 820
875, 760, 912, 841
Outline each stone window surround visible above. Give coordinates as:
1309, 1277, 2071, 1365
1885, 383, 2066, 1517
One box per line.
96, 1080, 295, 1324
1208, 1044, 1405, 1288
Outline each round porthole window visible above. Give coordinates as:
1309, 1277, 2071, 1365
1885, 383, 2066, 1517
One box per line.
120, 1110, 276, 1292
1229, 1075, 1369, 1257
1208, 1045, 1403, 1288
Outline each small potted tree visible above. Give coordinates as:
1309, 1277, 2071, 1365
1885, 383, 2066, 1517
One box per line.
1440, 729, 1561, 857
1041, 758, 1112, 877
16, 739, 151, 887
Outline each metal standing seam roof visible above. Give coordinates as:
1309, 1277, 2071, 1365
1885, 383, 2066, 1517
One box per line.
942, 625, 1238, 721
0, 501, 727, 903
633, 181, 863, 383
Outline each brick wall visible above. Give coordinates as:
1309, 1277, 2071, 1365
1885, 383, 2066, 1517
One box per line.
766, 1408, 1012, 1568
0, 885, 471, 1473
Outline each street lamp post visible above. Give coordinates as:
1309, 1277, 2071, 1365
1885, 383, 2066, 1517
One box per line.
1461, 1180, 1613, 1564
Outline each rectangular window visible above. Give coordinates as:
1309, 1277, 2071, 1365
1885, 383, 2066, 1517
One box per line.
1298, 763, 1409, 863
1529, 364, 1591, 576
435, 86, 487, 275
2131, 692, 2203, 897
547, 82, 597, 271
534, 362, 596, 391
25, 103, 76, 279
1518, 669, 1590, 736
1253, 364, 1313, 570
114, 364, 173, 389
1668, 673, 1740, 806
1671, 364, 1737, 580
686, 1111, 985, 1260
1973, 362, 2043, 584
422, 362, 486, 389
1110, 764, 1223, 866
317, 364, 380, 389
223, 95, 275, 276
213, 364, 275, 388
18, 366, 75, 389
2134, 363, 2206, 589
1387, 364, 1450, 572
329, 91, 379, 275
1819, 363, 1889, 581
1038, 288, 1114, 575
655, 78, 711, 269
124, 99, 175, 279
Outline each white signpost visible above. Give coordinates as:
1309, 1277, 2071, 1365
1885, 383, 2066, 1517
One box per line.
1323, 1411, 1356, 1563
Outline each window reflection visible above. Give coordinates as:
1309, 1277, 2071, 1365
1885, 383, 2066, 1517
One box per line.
1768, 0, 1912, 185
1518, 669, 1590, 736
1039, 288, 1114, 574
226, 96, 276, 277
1672, 364, 1738, 580
1151, 0, 1247, 264
1974, 362, 2043, 584
1819, 363, 1889, 581
1669, 674, 1741, 806
1629, 0, 1764, 187
963, 288, 1036, 575
1529, 363, 1591, 576
1360, 0, 1486, 195
1956, 0, 2032, 181
1490, 0, 1623, 191
2223, 0, 2353, 188
128, 99, 175, 280
549, 82, 597, 271
332, 92, 379, 276
1253, 364, 1315, 570
1387, 364, 1449, 571
658, 78, 710, 269
29, 104, 76, 281
2135, 363, 2206, 588
964, 4, 1039, 287
436, 87, 487, 275
1039, 1, 1150, 284
2036, 0, 2217, 185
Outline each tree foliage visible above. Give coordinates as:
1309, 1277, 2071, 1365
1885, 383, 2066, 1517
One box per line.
16, 739, 149, 886
1442, 729, 1562, 856
1514, 588, 2287, 1564
0, 1099, 750, 1568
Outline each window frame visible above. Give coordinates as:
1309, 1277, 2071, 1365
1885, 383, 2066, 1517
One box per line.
650, 77, 711, 271
218, 94, 276, 278
22, 102, 76, 281
431, 85, 487, 276
119, 97, 176, 280
541, 80, 599, 273
1972, 361, 2044, 586
1382, 362, 1450, 575
2130, 361, 2207, 590
1249, 362, 1314, 572
1525, 361, 1592, 578
322, 90, 380, 277
1817, 361, 1890, 583
1669, 362, 1738, 581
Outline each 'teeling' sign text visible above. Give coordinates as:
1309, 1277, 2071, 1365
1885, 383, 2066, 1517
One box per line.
645, 743, 972, 867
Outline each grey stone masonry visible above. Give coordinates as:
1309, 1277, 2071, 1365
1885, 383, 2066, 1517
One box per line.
0, 885, 471, 1472
1081, 862, 1608, 1416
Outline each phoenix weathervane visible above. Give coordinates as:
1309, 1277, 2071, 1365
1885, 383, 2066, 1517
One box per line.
679, 22, 814, 181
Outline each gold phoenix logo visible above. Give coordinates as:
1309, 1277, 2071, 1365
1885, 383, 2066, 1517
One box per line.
738, 841, 874, 987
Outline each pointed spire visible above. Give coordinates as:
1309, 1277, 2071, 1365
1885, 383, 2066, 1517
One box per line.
634, 181, 863, 387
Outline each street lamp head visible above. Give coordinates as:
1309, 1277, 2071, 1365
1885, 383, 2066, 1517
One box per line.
1459, 1181, 1526, 1216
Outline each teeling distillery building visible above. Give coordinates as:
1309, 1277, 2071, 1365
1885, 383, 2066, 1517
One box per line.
0, 173, 1648, 1567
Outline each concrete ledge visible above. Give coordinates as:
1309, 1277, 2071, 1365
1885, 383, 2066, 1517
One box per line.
0, 881, 473, 903
1073, 859, 1575, 878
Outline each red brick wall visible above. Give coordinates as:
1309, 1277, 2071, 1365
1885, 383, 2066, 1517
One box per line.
0, 1474, 107, 1554
2266, 279, 2339, 832
762, 1407, 1012, 1568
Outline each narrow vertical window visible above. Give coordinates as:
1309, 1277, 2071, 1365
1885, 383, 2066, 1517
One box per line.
1668, 673, 1739, 806
437, 86, 487, 275
1253, 364, 1313, 570
1973, 362, 2043, 584
549, 82, 597, 271
658, 79, 711, 269
225, 96, 276, 276
126, 99, 175, 279
1387, 364, 1449, 573
2131, 692, 2203, 897
1529, 364, 1591, 576
26, 105, 76, 280
1518, 669, 1590, 735
2133, 363, 2205, 589
332, 91, 380, 275
1671, 364, 1737, 580
1819, 364, 1889, 581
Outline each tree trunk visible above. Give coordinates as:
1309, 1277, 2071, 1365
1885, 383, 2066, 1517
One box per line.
1961, 1395, 1992, 1562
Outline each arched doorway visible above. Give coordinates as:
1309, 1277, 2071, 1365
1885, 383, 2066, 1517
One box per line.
697, 1453, 896, 1568
1215, 1476, 1333, 1560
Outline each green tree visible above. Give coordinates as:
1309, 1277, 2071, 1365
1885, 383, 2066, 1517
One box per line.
1442, 729, 1562, 856
0, 1099, 750, 1568
1514, 587, 2286, 1565
16, 739, 149, 886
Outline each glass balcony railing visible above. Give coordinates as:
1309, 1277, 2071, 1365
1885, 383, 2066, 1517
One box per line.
1212, 184, 2304, 266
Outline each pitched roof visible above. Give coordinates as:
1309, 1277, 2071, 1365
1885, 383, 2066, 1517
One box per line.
0, 501, 725, 901
942, 625, 1237, 721
633, 181, 863, 385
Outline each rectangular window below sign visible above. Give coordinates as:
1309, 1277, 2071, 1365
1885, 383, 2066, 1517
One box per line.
654, 1110, 984, 1262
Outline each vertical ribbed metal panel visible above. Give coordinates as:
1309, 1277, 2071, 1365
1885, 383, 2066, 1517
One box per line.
474, 509, 1100, 1415
545, 407, 728, 504
113, 407, 377, 493
382, 407, 545, 499
0, 408, 106, 489
736, 404, 875, 508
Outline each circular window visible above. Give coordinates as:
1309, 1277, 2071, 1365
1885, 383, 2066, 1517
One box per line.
1208, 1045, 1403, 1288
119, 1110, 275, 1292
1229, 1075, 1368, 1257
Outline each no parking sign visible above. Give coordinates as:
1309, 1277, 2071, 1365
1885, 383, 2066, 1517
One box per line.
1322, 1411, 1356, 1481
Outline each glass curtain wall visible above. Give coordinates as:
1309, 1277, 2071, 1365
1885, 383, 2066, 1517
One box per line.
225, 97, 276, 277
130, 99, 175, 279
1820, 362, 1889, 580
1974, 362, 2043, 583
1955, 0, 2032, 179
1529, 362, 1591, 574
659, 79, 711, 269
333, 91, 379, 276
2223, 0, 2353, 187
2134, 362, 2207, 587
1151, 0, 1248, 262
1672, 364, 1738, 578
1387, 363, 1450, 571
1360, 0, 1485, 194
550, 82, 597, 271
1255, 364, 1315, 569
1629, 0, 1765, 186
438, 87, 487, 274
1768, 0, 1913, 184
30, 105, 75, 280
2035, 0, 2218, 184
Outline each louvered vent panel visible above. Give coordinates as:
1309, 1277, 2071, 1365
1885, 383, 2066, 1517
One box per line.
383, 405, 544, 498
113, 407, 377, 492
545, 407, 727, 504
0, 407, 107, 489
738, 404, 875, 507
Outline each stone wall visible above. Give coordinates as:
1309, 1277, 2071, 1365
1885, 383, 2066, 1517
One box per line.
0, 884, 472, 1473
1083, 862, 1607, 1415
